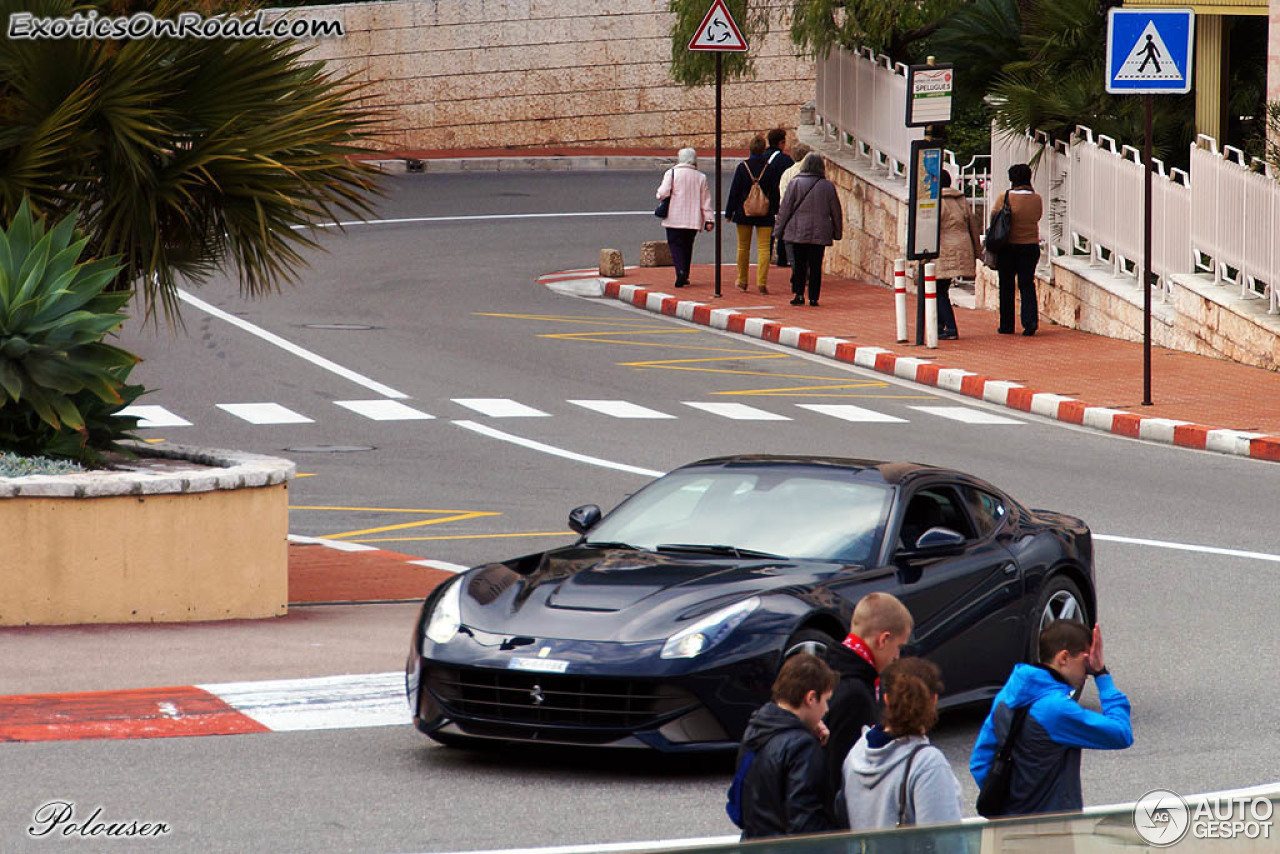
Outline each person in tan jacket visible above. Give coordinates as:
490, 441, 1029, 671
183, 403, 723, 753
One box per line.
934, 171, 981, 339
989, 163, 1044, 336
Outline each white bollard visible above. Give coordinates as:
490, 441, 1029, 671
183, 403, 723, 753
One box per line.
893, 259, 908, 343
924, 262, 938, 349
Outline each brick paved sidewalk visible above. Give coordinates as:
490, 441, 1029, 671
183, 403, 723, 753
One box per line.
617, 263, 1280, 440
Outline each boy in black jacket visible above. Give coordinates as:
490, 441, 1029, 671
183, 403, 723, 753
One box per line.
738, 653, 840, 840
824, 592, 914, 822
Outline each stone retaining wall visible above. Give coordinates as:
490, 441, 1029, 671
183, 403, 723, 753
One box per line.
274, 0, 814, 151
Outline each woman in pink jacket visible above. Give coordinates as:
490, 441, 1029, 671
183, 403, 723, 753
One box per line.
656, 148, 714, 288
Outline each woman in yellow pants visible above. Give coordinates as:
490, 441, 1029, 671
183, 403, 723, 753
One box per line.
724, 135, 782, 293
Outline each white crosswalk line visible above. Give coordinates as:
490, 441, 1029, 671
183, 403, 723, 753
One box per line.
117, 405, 192, 428
682, 402, 791, 421
909, 406, 1025, 425
797, 404, 908, 423
452, 398, 549, 418
199, 672, 408, 731
334, 400, 434, 421
216, 403, 314, 425
567, 400, 676, 419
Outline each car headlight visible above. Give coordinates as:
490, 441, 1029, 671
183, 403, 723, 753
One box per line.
424, 579, 463, 645
661, 597, 760, 660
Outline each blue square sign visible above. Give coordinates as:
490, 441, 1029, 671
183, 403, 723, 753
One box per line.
1106, 8, 1194, 94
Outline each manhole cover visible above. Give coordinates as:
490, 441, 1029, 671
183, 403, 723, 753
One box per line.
302, 323, 377, 331
283, 445, 376, 453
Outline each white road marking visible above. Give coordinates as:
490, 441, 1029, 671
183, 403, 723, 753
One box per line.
1094, 534, 1280, 564
177, 290, 408, 400
335, 399, 434, 421
217, 403, 314, 425
117, 405, 192, 428
681, 402, 791, 421
305, 212, 652, 229
200, 672, 408, 732
908, 405, 1026, 425
409, 559, 470, 574
797, 403, 908, 423
453, 420, 663, 478
567, 400, 676, 419
452, 398, 550, 418
287, 534, 378, 552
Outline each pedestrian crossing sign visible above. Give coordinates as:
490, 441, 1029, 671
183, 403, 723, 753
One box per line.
1106, 8, 1194, 94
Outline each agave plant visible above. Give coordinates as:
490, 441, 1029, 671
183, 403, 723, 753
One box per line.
0, 198, 142, 463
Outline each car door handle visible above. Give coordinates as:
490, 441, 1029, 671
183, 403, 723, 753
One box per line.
1000, 562, 1018, 575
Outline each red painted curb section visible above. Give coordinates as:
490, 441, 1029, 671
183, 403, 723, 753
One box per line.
578, 276, 1280, 464
0, 686, 268, 743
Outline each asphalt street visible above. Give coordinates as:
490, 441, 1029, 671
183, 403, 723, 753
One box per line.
4, 171, 1279, 853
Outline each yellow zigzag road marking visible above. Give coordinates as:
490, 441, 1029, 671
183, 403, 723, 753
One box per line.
349, 531, 573, 544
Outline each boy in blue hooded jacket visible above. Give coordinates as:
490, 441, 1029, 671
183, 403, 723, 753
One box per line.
970, 620, 1132, 816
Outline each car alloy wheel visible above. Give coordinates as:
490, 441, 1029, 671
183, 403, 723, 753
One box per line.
783, 628, 838, 661
1036, 576, 1087, 639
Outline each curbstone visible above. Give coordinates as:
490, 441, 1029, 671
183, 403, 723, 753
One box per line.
539, 268, 1280, 464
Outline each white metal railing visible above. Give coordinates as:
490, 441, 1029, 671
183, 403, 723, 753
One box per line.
814, 45, 924, 177
991, 126, 1279, 312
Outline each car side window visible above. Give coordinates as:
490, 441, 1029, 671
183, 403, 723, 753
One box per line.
898, 486, 974, 550
960, 487, 1006, 539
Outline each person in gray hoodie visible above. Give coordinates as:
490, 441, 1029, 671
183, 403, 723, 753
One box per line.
842, 658, 964, 830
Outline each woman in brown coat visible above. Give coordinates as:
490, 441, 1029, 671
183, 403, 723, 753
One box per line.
990, 163, 1045, 335
934, 171, 981, 340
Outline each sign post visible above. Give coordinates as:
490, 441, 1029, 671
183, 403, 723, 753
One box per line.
1106, 7, 1194, 406
904, 58, 951, 345
688, 0, 748, 299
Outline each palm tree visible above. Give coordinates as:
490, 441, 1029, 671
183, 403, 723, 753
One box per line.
0, 0, 383, 326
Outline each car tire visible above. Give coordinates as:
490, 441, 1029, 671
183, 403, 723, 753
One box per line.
1031, 573, 1089, 656
782, 628, 840, 663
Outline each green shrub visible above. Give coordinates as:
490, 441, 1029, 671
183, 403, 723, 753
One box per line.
0, 199, 144, 465
0, 451, 86, 477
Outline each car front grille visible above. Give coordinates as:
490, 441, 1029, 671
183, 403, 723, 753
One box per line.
425, 666, 698, 730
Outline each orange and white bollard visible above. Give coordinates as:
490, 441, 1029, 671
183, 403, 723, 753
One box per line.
894, 259, 908, 343
924, 262, 938, 349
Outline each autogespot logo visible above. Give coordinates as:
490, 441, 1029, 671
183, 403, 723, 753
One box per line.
1134, 789, 1275, 846
1134, 789, 1190, 847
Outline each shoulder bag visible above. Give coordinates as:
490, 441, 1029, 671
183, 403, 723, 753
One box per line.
975, 705, 1031, 818
896, 744, 928, 827
983, 190, 1013, 254
654, 169, 672, 219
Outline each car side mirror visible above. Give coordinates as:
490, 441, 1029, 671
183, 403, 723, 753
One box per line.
568, 504, 602, 534
914, 526, 966, 551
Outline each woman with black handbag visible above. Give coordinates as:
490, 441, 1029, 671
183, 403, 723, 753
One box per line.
655, 148, 713, 288
988, 163, 1044, 335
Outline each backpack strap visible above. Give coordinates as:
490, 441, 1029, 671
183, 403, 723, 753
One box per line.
896, 744, 929, 827
745, 161, 763, 184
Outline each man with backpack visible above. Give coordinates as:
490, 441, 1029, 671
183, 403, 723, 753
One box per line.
970, 620, 1133, 817
729, 652, 840, 839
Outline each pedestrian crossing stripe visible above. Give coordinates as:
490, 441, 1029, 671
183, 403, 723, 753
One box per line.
120, 400, 1030, 428
1115, 22, 1182, 82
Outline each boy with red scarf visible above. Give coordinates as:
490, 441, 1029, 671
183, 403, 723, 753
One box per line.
824, 592, 914, 825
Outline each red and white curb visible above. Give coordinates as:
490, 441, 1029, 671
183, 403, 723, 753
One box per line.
548, 273, 1280, 463
0, 672, 407, 742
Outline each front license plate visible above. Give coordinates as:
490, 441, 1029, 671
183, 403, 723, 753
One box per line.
508, 657, 570, 674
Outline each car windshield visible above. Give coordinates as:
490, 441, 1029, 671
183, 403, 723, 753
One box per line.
585, 466, 891, 563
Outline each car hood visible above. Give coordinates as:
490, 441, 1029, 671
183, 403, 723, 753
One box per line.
456, 546, 851, 643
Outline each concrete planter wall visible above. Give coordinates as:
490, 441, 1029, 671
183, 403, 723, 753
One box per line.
0, 443, 294, 626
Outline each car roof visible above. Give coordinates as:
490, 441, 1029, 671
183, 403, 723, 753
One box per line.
676, 454, 957, 486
